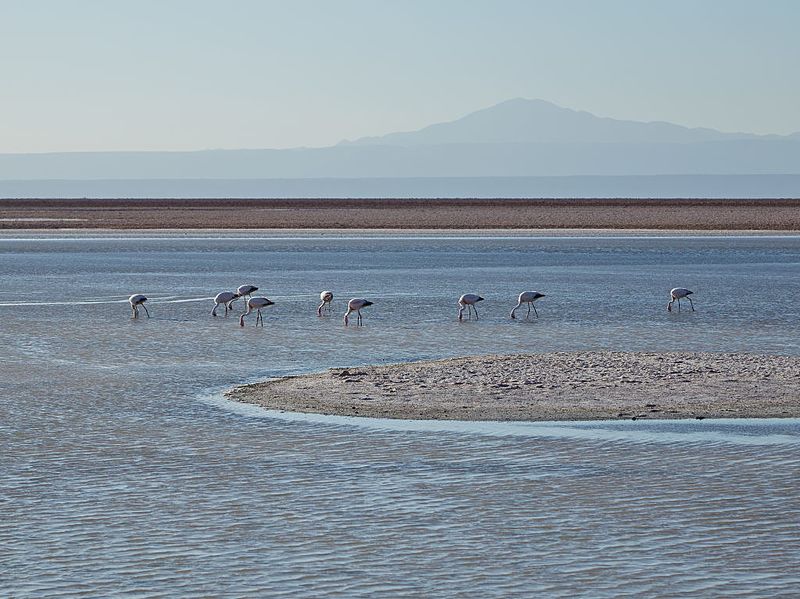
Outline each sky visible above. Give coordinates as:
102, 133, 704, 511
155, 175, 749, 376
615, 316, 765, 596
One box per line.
1, 0, 799, 153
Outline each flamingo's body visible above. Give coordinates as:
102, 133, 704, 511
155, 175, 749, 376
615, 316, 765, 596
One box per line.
668, 288, 694, 312
236, 285, 258, 300
239, 297, 275, 327
510, 291, 545, 319
129, 294, 149, 319
344, 298, 372, 326
318, 290, 334, 316
212, 291, 239, 316
458, 293, 484, 321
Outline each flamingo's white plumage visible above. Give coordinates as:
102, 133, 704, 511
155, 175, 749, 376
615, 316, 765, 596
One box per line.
239, 297, 275, 327
344, 298, 372, 327
212, 291, 239, 316
236, 285, 258, 300
510, 291, 545, 319
318, 290, 334, 316
129, 294, 149, 319
458, 293, 484, 321
668, 288, 694, 312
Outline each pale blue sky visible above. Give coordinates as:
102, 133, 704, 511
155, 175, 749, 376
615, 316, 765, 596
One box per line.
1, 0, 798, 152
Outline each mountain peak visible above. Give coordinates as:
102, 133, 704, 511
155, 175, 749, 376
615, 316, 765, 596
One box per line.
341, 98, 766, 146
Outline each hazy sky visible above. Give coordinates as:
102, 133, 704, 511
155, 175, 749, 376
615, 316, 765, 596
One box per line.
2, 1, 799, 153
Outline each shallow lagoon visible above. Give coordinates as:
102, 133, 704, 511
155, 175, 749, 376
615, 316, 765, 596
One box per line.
2, 231, 799, 597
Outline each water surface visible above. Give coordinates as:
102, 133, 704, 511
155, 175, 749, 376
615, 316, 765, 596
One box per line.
1, 231, 799, 597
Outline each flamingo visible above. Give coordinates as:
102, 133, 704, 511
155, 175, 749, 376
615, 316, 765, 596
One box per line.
212, 291, 239, 316
239, 297, 275, 327
129, 294, 150, 319
317, 290, 334, 316
668, 288, 694, 312
458, 294, 484, 321
510, 291, 545, 319
344, 298, 372, 326
237, 284, 258, 300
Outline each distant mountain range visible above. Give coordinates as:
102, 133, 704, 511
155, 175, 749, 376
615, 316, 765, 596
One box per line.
1, 99, 798, 197
340, 98, 800, 146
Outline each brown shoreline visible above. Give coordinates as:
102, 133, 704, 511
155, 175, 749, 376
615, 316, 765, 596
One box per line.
2, 198, 799, 230
228, 352, 800, 421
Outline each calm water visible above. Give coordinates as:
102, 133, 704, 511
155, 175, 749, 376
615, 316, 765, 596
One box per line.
1, 231, 799, 597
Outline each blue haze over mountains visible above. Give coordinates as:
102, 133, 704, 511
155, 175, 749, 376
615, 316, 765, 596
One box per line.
2, 99, 799, 198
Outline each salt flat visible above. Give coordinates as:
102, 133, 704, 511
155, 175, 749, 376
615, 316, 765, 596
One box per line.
230, 351, 800, 421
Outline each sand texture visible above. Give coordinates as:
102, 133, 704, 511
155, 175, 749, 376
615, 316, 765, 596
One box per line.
2, 198, 800, 229
228, 352, 800, 421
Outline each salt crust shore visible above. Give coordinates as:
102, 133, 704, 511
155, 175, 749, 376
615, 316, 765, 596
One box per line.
2, 198, 799, 230
228, 352, 800, 421
2, 227, 798, 238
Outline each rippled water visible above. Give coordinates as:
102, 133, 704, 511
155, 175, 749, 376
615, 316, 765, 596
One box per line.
2, 231, 799, 597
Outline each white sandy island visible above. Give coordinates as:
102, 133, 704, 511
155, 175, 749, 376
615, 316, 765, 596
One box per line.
228, 352, 800, 421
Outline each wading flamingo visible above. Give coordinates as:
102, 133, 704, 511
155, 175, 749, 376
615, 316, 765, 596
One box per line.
344, 298, 372, 326
129, 294, 149, 319
667, 288, 694, 312
236, 285, 258, 300
510, 291, 545, 319
317, 290, 334, 316
212, 291, 239, 316
239, 297, 275, 327
458, 294, 484, 321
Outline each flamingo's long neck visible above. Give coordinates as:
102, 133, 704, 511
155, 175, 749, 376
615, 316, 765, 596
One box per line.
239, 302, 252, 326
